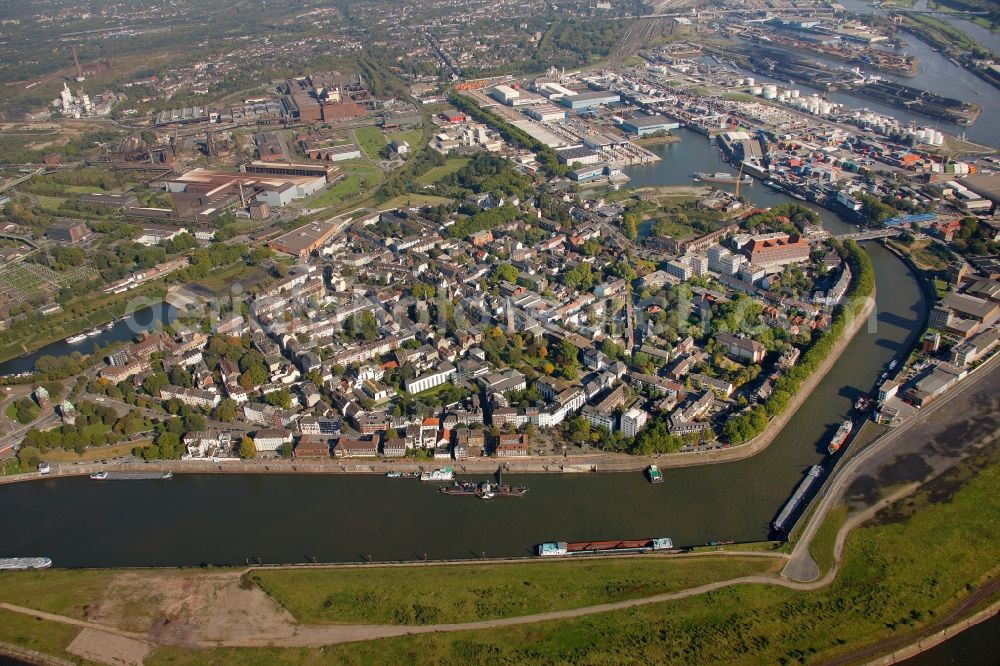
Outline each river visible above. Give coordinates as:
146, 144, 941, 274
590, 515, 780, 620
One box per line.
0, 302, 177, 376
0, 131, 929, 568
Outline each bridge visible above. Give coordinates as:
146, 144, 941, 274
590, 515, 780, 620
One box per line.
833, 229, 902, 242
0, 167, 44, 194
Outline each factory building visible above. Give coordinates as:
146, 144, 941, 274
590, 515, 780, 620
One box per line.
525, 104, 567, 122
559, 91, 621, 110
620, 114, 681, 136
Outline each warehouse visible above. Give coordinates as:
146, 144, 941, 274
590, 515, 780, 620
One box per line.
559, 91, 621, 110
242, 160, 339, 183
556, 146, 601, 166
620, 114, 681, 136
525, 104, 567, 122
489, 84, 521, 105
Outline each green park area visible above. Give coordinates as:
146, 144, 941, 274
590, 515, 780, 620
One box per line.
354, 126, 387, 160
305, 161, 383, 209
388, 129, 424, 150
414, 157, 470, 186
251, 557, 777, 625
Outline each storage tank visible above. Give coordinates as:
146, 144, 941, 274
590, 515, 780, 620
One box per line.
744, 77, 755, 86
790, 89, 801, 99
762, 84, 777, 99
750, 85, 763, 95
819, 102, 832, 115
933, 131, 944, 146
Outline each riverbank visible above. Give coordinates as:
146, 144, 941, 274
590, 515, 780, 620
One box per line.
631, 133, 681, 147
1, 420, 997, 665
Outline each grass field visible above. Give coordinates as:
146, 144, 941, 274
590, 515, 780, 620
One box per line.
0, 608, 81, 661
0, 569, 115, 618
254, 557, 778, 626
354, 126, 387, 160
40, 440, 149, 463
414, 157, 469, 186
146, 443, 1000, 665
388, 129, 424, 150
378, 193, 453, 210
33, 194, 67, 210
306, 161, 382, 209
808, 503, 849, 576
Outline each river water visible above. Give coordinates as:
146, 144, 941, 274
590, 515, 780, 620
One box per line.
831, 0, 1000, 147
0, 302, 177, 376
0, 132, 929, 568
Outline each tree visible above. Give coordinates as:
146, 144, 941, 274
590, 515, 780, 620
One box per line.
239, 436, 257, 459
264, 389, 292, 409
213, 399, 237, 423
17, 446, 41, 470
277, 441, 293, 459
490, 263, 519, 285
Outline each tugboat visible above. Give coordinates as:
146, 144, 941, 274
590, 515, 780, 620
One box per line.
827, 420, 854, 454
646, 465, 664, 484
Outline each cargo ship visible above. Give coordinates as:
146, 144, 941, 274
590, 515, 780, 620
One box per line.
439, 479, 528, 498
772, 465, 824, 532
692, 171, 752, 185
419, 467, 454, 482
646, 465, 664, 484
100, 471, 173, 480
827, 420, 854, 454
537, 537, 673, 556
0, 557, 52, 570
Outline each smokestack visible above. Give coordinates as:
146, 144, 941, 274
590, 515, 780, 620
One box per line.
71, 46, 85, 81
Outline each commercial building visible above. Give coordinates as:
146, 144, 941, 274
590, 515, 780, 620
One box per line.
489, 84, 521, 105
559, 91, 621, 110
620, 115, 680, 136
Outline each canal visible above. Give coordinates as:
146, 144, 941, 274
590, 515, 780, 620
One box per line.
0, 132, 929, 568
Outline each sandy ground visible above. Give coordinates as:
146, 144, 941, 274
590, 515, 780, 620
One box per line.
66, 628, 150, 666
85, 571, 297, 646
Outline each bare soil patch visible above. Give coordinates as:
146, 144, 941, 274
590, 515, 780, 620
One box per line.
86, 571, 296, 646
66, 628, 151, 666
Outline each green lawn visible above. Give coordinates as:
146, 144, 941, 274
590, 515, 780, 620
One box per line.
0, 608, 81, 662
354, 126, 387, 160
808, 503, 848, 577
149, 444, 1000, 665
252, 556, 777, 626
41, 440, 149, 463
414, 157, 470, 186
33, 194, 66, 210
388, 129, 424, 150
0, 569, 115, 618
63, 185, 106, 194
306, 162, 382, 209
378, 193, 453, 210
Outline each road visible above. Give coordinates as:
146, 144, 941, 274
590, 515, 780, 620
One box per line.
782, 351, 1000, 582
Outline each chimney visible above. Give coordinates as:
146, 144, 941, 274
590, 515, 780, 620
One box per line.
71, 46, 85, 81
